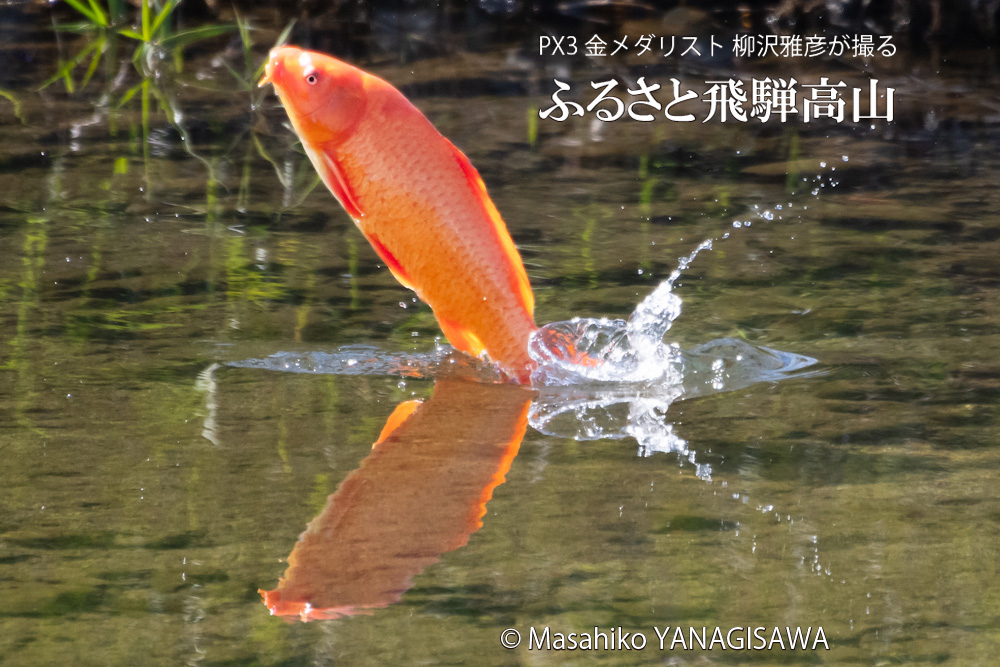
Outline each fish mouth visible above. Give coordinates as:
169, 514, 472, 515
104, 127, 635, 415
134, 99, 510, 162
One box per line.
257, 59, 273, 87
258, 49, 281, 87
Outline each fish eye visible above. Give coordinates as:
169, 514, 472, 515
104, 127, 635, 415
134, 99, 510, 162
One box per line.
305, 73, 318, 85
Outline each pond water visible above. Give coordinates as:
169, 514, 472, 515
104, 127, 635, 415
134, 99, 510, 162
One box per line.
2, 4, 999, 665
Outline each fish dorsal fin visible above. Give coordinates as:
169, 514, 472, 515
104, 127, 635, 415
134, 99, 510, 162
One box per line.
303, 142, 365, 220
438, 317, 486, 358
445, 140, 535, 317
373, 399, 423, 448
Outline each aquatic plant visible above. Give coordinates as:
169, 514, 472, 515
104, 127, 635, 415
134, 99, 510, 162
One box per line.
42, 0, 236, 92
0, 88, 25, 123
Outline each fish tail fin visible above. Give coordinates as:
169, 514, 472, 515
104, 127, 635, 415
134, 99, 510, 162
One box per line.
535, 326, 603, 368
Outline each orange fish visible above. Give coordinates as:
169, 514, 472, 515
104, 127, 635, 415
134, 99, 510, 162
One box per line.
259, 46, 538, 383
260, 379, 532, 620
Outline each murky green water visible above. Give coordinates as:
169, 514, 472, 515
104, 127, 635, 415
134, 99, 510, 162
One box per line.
2, 4, 999, 665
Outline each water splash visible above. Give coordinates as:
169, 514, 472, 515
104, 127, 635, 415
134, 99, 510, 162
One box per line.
529, 336, 817, 462
524, 237, 817, 473
528, 239, 713, 385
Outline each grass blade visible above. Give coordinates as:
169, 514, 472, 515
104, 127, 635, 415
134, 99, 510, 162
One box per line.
149, 0, 181, 39
52, 21, 96, 32
254, 19, 296, 80
79, 37, 106, 89
159, 24, 236, 49
0, 88, 26, 123
141, 0, 150, 41
37, 39, 101, 92
116, 81, 143, 108
222, 60, 253, 92
63, 0, 99, 25
234, 9, 253, 74
274, 19, 296, 48
85, 0, 109, 26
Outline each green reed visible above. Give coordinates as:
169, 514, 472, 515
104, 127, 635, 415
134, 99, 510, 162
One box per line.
43, 0, 236, 93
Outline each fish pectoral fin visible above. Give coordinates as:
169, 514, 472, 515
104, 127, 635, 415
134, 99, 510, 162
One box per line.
365, 232, 417, 292
308, 146, 364, 220
438, 317, 486, 358
373, 399, 423, 448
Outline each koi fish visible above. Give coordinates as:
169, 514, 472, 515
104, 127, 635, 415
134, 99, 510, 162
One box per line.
259, 46, 538, 383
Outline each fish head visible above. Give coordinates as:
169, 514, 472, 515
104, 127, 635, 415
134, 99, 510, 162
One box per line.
259, 46, 366, 145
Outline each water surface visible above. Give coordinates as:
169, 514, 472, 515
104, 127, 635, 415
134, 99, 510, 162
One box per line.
2, 4, 999, 665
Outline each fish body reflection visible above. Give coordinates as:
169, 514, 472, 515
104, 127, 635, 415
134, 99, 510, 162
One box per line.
260, 379, 532, 621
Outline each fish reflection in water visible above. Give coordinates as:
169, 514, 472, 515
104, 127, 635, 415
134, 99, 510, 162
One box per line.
259, 379, 532, 621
